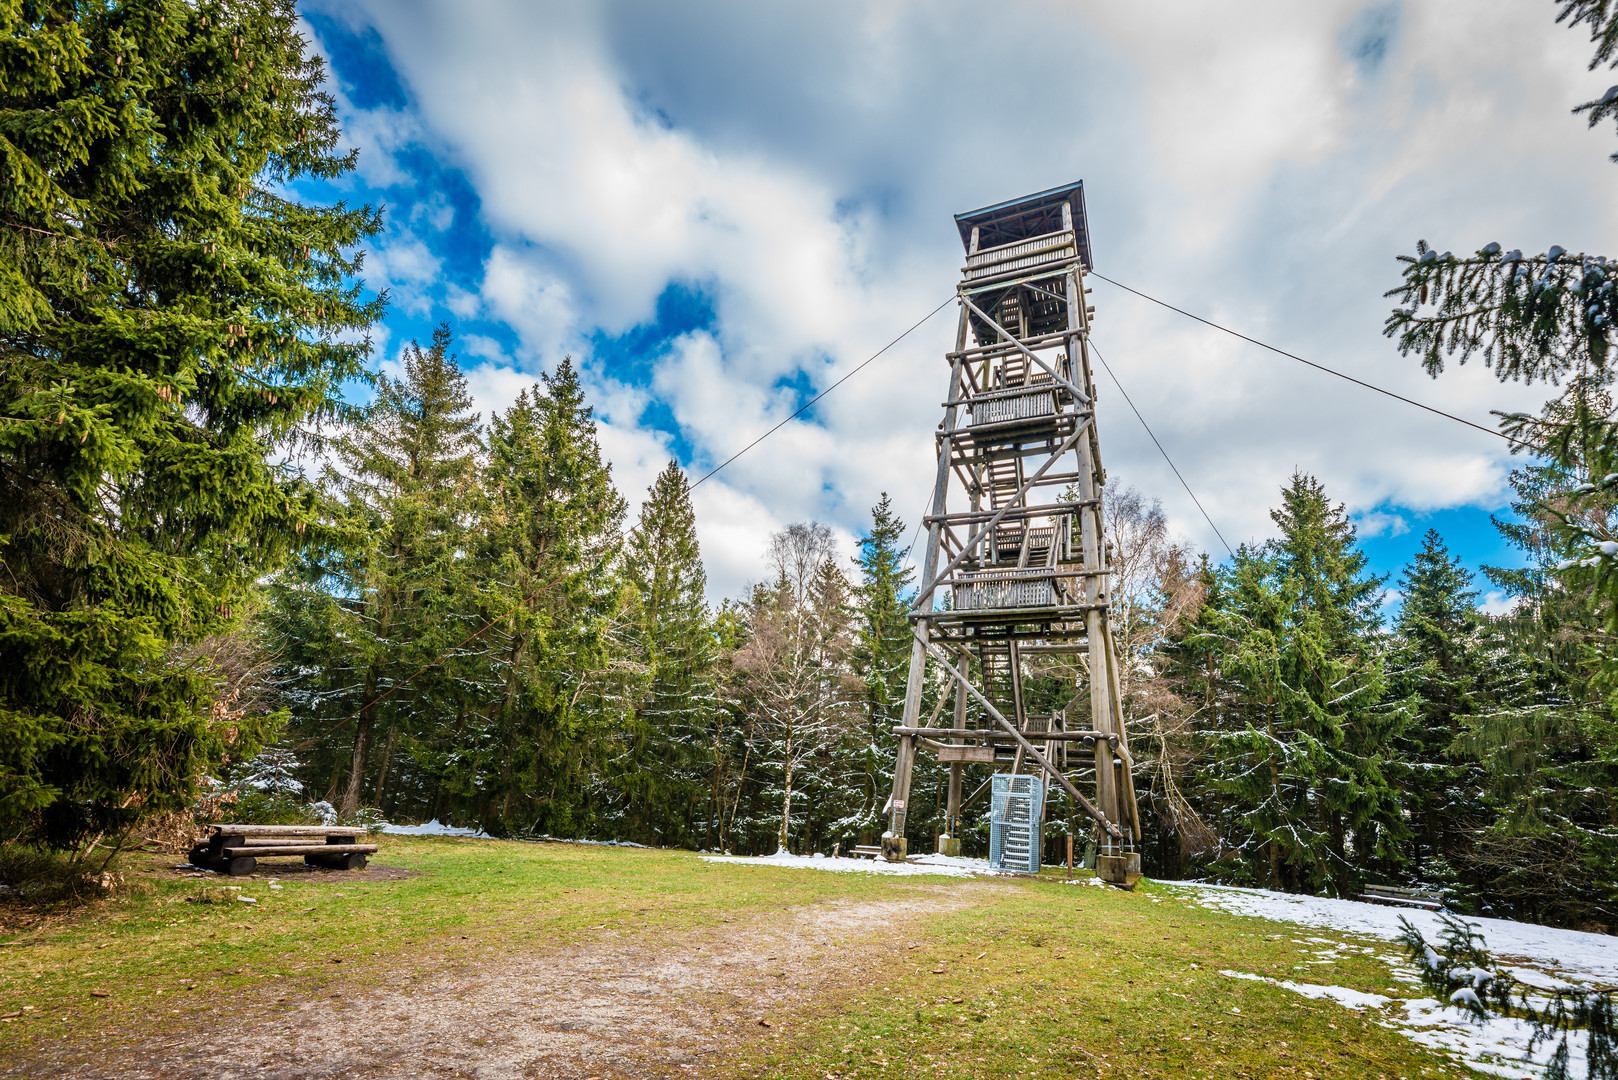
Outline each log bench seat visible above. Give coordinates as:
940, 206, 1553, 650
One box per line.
1356, 883, 1443, 911
188, 824, 378, 877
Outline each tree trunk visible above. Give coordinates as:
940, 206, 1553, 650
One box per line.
709, 722, 725, 851
779, 755, 794, 853
341, 660, 382, 817
340, 711, 373, 817
723, 726, 753, 854
373, 725, 398, 812
1267, 696, 1281, 890
1326, 809, 1347, 892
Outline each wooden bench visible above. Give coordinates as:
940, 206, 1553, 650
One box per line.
188, 824, 378, 877
850, 845, 884, 859
1357, 883, 1442, 911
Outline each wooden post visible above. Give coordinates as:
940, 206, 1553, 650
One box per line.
939, 649, 968, 857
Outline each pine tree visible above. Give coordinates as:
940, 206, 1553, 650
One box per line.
618, 460, 717, 846
0, 2, 383, 846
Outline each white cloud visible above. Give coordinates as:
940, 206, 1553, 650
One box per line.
458, 334, 509, 365
309, 0, 1613, 598
478, 246, 586, 366
459, 364, 530, 427
1480, 590, 1519, 617
364, 233, 443, 315
1355, 511, 1411, 539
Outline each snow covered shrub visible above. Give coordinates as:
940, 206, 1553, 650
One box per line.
209, 749, 320, 825
348, 806, 391, 832
1400, 914, 1618, 1080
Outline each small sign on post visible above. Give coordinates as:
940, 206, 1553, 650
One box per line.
935, 745, 995, 763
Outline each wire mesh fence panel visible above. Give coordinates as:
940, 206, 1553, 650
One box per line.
989, 773, 1043, 874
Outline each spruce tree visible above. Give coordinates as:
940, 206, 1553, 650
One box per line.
271, 325, 483, 819
1452, 461, 1618, 924
618, 460, 716, 846
337, 326, 482, 816
847, 494, 915, 837
1198, 475, 1402, 893
1387, 530, 1484, 878
0, 1, 383, 845
1268, 472, 1404, 883
469, 358, 627, 835
1202, 552, 1330, 890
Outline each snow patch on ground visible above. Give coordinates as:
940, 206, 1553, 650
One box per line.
700, 851, 1009, 878
1165, 881, 1618, 986
1221, 968, 1390, 1009
1168, 882, 1611, 1078
1220, 970, 1587, 1080
379, 819, 490, 838
1397, 995, 1589, 1080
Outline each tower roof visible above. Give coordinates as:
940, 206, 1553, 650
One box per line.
954, 181, 1092, 270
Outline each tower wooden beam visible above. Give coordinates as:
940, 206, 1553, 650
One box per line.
884, 180, 1141, 883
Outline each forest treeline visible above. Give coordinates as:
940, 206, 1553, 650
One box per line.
244, 324, 1618, 932
4, 0, 1618, 934
262, 325, 915, 857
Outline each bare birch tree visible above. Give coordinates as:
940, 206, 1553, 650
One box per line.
734, 523, 860, 853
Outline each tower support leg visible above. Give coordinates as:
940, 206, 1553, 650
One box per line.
939, 764, 963, 857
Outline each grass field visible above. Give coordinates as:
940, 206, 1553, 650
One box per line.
0, 837, 1476, 1078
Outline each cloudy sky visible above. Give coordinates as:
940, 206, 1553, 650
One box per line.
294, 0, 1618, 608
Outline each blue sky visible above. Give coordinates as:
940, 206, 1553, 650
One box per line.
295, 1, 1618, 608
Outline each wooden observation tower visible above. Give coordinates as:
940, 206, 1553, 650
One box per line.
883, 181, 1143, 884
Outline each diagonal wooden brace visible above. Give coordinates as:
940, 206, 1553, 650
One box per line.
915, 630, 1121, 839
911, 418, 1091, 612
958, 293, 1091, 405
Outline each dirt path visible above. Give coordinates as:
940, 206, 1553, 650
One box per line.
43, 884, 988, 1080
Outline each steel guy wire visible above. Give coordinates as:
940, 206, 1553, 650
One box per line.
690, 295, 955, 489
1088, 272, 1512, 443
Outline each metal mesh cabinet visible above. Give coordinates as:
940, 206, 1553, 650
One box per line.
989, 774, 1043, 874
